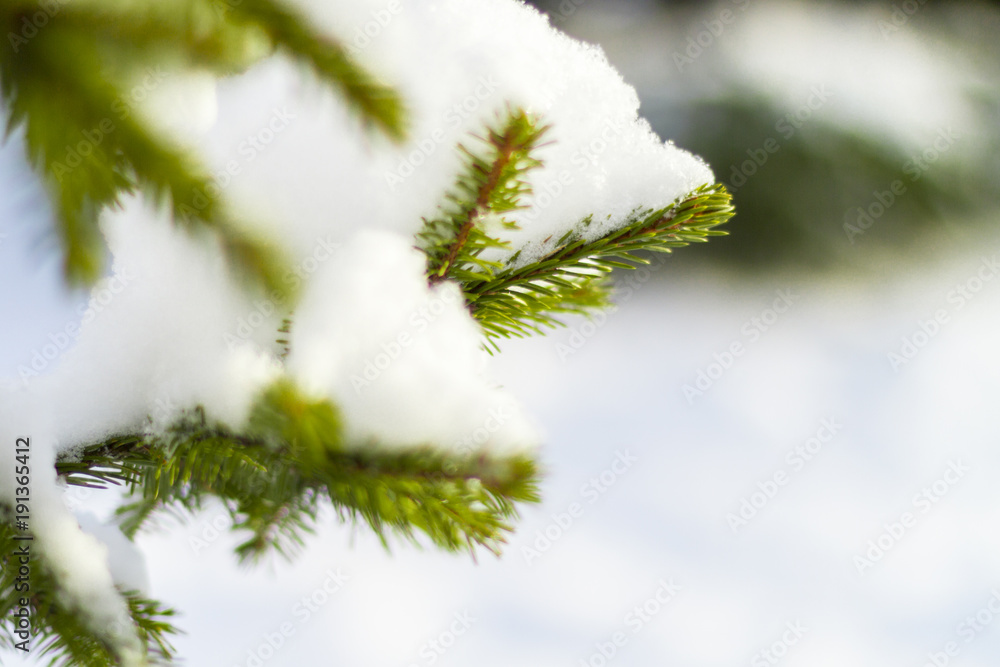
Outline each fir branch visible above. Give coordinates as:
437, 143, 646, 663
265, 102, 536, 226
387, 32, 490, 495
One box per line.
31, 592, 179, 667
304, 445, 540, 557
109, 409, 274, 539
415, 109, 733, 349
59, 381, 540, 562
464, 183, 735, 348
1, 25, 126, 284
0, 520, 180, 666
419, 109, 549, 284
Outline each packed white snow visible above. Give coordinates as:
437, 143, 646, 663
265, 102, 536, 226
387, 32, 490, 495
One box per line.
288, 230, 538, 454
76, 511, 151, 594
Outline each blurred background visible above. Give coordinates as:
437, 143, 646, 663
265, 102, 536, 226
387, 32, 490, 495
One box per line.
531, 0, 1000, 274
4, 0, 1000, 665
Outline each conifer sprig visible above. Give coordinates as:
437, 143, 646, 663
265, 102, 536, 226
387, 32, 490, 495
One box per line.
419, 109, 549, 285
53, 380, 540, 564
0, 519, 180, 666
417, 110, 733, 349
31, 592, 179, 667
465, 183, 734, 346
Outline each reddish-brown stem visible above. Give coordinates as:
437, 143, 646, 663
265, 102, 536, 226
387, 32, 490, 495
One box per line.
430, 127, 523, 284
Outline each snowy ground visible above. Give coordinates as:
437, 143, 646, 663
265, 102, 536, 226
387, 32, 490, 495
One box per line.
5, 221, 1000, 665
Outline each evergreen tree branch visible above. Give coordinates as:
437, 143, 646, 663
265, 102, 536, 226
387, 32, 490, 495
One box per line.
0, 4, 738, 665
0, 518, 180, 666
415, 109, 733, 350
1, 24, 126, 284
32, 591, 179, 667
53, 380, 539, 563
465, 183, 735, 348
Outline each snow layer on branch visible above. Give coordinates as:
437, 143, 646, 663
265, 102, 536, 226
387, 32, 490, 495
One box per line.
26, 198, 283, 447
76, 512, 151, 595
207, 0, 713, 268
289, 230, 538, 454
0, 197, 280, 662
0, 193, 283, 657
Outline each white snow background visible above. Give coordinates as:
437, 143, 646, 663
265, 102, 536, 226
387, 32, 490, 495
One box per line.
3, 0, 1000, 665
